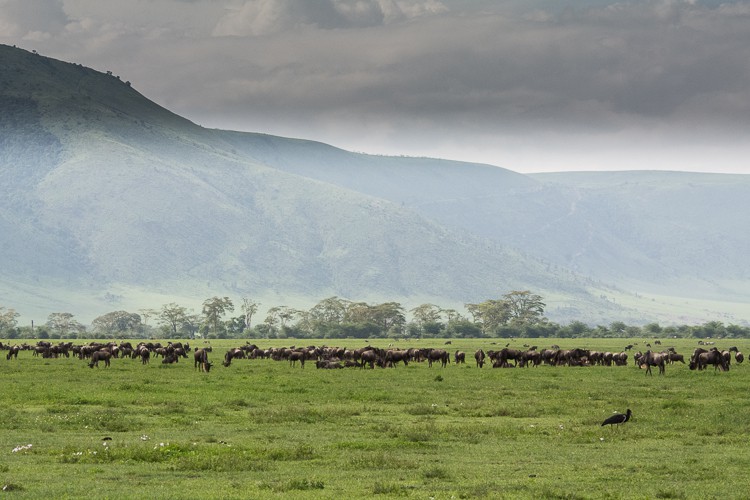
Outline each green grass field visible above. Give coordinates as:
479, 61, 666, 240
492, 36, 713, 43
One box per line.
2, 338, 749, 499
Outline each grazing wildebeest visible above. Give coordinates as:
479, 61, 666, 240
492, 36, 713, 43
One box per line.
690, 348, 728, 371
6, 345, 20, 360
454, 350, 466, 364
385, 349, 409, 367
426, 349, 450, 368
88, 350, 112, 368
474, 349, 486, 368
360, 349, 380, 369
193, 348, 212, 372
735, 351, 744, 364
490, 348, 523, 367
223, 348, 245, 367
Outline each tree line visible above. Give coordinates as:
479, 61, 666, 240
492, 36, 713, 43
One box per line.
1, 291, 749, 340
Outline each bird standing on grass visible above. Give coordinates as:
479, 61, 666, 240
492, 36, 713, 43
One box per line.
601, 409, 632, 428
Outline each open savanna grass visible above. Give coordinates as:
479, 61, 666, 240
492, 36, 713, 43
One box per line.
2, 337, 750, 499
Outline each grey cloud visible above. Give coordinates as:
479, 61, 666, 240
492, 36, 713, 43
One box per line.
201, 2, 750, 135
0, 0, 68, 39
211, 0, 447, 36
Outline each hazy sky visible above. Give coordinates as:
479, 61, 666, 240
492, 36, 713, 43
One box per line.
2, 0, 750, 173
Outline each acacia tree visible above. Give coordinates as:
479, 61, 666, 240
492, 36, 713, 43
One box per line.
181, 313, 202, 339
92, 311, 142, 337
263, 306, 281, 337
344, 301, 373, 324
202, 296, 234, 337
370, 302, 406, 336
466, 299, 509, 335
158, 303, 189, 337
503, 290, 546, 326
240, 298, 260, 331
0, 307, 19, 335
409, 303, 444, 337
307, 296, 351, 336
46, 312, 85, 338
138, 308, 158, 327
410, 303, 442, 327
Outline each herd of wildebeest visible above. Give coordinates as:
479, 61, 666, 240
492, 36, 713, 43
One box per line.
0, 339, 744, 374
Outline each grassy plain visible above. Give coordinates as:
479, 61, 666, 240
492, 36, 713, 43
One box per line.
1, 337, 749, 499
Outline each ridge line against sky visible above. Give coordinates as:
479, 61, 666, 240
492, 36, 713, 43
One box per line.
2, 0, 749, 174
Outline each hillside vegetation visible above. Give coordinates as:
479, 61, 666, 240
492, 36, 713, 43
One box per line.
1, 44, 748, 326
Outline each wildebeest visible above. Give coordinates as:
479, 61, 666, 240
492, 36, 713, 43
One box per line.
454, 350, 466, 364
638, 350, 666, 376
162, 354, 178, 364
735, 351, 744, 364
360, 349, 380, 369
488, 348, 523, 367
139, 347, 150, 364
222, 348, 246, 367
6, 345, 20, 360
689, 348, 728, 372
426, 349, 450, 368
612, 352, 628, 366
193, 348, 213, 372
385, 349, 410, 367
287, 350, 306, 369
474, 349, 485, 368
316, 360, 344, 369
88, 350, 112, 368
667, 352, 685, 364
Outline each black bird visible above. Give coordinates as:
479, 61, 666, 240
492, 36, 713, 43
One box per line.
601, 409, 632, 427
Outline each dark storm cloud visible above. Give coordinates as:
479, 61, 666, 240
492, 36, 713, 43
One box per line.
2, 0, 749, 172
203, 1, 750, 134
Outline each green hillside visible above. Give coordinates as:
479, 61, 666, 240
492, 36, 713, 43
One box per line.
1, 44, 747, 326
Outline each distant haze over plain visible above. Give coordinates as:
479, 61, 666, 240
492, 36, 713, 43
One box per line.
2, 0, 749, 174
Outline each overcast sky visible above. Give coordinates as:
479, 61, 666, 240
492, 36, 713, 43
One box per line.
2, 0, 750, 173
